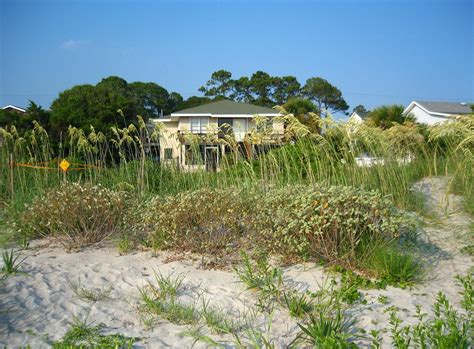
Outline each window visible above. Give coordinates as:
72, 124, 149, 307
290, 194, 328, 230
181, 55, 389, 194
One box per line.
185, 144, 205, 165
217, 118, 248, 141
190, 117, 208, 134
218, 118, 233, 135
164, 148, 173, 160
233, 118, 248, 142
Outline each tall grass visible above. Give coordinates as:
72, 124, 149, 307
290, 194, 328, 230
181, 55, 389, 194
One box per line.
0, 112, 472, 246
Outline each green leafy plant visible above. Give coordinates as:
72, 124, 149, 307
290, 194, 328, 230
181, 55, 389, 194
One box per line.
293, 311, 358, 348
373, 247, 423, 287
234, 251, 284, 310
1, 249, 26, 278
138, 272, 198, 326
388, 273, 473, 348
283, 291, 313, 318
52, 315, 138, 348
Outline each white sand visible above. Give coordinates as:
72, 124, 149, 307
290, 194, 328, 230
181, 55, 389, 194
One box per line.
1, 177, 472, 348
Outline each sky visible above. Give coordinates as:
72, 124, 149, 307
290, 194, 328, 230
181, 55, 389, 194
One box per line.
0, 0, 473, 115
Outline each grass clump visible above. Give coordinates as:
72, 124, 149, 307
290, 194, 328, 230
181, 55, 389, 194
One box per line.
139, 271, 198, 326
234, 251, 284, 311
1, 248, 26, 278
70, 279, 112, 302
52, 315, 138, 348
293, 310, 358, 348
366, 245, 423, 287
18, 183, 127, 250
283, 291, 314, 318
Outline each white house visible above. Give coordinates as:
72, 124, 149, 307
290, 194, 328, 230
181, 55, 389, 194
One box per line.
403, 101, 472, 125
2, 105, 26, 113
348, 111, 364, 124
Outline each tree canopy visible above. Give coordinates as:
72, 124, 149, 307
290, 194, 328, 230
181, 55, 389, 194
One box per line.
366, 104, 415, 129
199, 70, 346, 112
2, 72, 351, 139
352, 105, 369, 117
49, 76, 182, 136
303, 77, 349, 116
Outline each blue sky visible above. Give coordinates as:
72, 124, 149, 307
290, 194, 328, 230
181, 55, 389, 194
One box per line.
1, 0, 473, 114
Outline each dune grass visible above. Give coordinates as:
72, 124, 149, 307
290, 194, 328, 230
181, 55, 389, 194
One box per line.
0, 114, 472, 276
51, 314, 138, 349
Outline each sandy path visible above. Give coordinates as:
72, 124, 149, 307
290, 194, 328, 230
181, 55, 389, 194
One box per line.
1, 177, 472, 348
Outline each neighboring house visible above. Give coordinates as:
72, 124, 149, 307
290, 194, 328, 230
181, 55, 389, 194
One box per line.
2, 105, 26, 113
151, 100, 283, 171
1, 105, 27, 146
348, 111, 364, 124
403, 101, 473, 125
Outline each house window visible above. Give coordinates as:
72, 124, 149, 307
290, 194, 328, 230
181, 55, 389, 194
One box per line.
164, 148, 173, 160
217, 118, 248, 141
190, 117, 208, 134
185, 144, 206, 165
233, 118, 248, 142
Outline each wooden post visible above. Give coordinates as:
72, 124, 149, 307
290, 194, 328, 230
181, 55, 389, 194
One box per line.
9, 153, 14, 201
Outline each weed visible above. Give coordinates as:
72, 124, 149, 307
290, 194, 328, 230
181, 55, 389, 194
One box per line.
139, 288, 198, 325
368, 245, 423, 287
387, 273, 473, 348
151, 271, 185, 299
70, 279, 112, 302
460, 244, 474, 256
1, 249, 26, 278
138, 272, 197, 326
293, 310, 358, 348
116, 235, 133, 255
377, 295, 390, 304
282, 290, 313, 318
52, 314, 138, 348
234, 251, 284, 311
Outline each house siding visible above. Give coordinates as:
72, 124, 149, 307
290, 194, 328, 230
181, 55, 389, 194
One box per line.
410, 105, 450, 125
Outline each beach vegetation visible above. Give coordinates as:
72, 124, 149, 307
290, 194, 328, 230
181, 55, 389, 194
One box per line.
70, 279, 112, 302
51, 314, 138, 348
1, 249, 26, 278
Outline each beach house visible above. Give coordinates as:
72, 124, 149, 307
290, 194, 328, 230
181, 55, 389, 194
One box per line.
151, 100, 284, 171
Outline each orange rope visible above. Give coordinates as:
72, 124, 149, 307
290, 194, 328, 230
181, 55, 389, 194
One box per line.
12, 162, 101, 171
13, 164, 56, 170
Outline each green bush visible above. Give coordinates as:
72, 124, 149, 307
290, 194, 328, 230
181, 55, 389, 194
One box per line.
18, 183, 127, 249
143, 185, 415, 269
250, 185, 415, 265
141, 187, 254, 256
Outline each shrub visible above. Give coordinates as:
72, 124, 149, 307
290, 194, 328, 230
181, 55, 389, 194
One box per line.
143, 184, 415, 273
250, 185, 415, 266
18, 183, 127, 249
141, 188, 254, 256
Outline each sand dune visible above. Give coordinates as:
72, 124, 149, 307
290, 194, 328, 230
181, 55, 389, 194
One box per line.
1, 177, 472, 348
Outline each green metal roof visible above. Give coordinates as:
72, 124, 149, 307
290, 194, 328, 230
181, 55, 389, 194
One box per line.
171, 100, 278, 115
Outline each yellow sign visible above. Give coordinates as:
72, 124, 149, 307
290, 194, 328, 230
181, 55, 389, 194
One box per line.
59, 159, 70, 172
